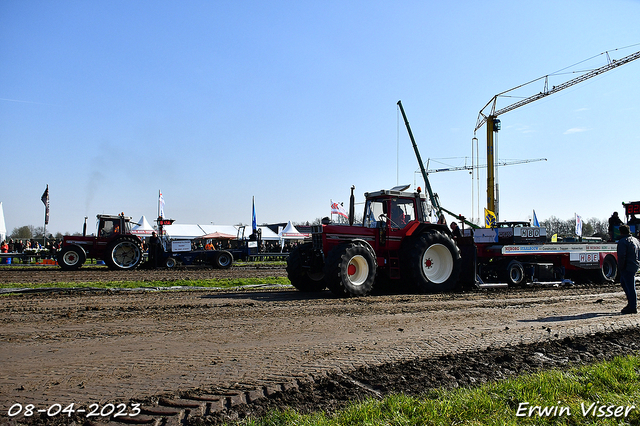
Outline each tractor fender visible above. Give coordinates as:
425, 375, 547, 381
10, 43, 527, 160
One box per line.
324, 238, 377, 265
405, 222, 451, 238
65, 243, 87, 256
334, 238, 376, 257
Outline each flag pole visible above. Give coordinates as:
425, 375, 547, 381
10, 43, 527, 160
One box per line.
41, 185, 49, 249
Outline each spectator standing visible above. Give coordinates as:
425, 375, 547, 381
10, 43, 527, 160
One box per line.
148, 231, 160, 268
617, 224, 640, 314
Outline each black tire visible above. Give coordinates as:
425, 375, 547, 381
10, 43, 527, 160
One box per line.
165, 257, 177, 268
502, 260, 525, 286
104, 236, 143, 270
286, 243, 326, 292
401, 231, 461, 293
591, 254, 618, 283
323, 242, 377, 297
212, 251, 233, 269
57, 245, 86, 271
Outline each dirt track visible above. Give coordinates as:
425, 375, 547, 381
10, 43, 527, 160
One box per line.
1, 267, 640, 425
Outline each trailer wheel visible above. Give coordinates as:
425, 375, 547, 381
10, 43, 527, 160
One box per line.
104, 237, 143, 270
324, 242, 377, 297
286, 243, 326, 292
502, 260, 525, 286
212, 251, 233, 269
165, 257, 177, 268
591, 254, 618, 283
58, 245, 86, 271
401, 232, 461, 293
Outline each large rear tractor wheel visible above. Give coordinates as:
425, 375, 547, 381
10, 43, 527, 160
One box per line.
212, 250, 233, 269
104, 237, 143, 270
286, 243, 326, 292
401, 232, 461, 293
58, 245, 86, 271
324, 242, 377, 297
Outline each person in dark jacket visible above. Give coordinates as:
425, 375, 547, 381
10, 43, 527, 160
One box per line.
609, 211, 623, 241
617, 224, 640, 314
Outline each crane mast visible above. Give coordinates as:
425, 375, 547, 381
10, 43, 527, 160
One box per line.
475, 46, 640, 220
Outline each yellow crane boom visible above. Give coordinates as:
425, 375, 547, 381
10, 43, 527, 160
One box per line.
475, 45, 640, 220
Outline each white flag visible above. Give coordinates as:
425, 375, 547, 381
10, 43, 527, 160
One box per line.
159, 190, 165, 218
575, 214, 583, 237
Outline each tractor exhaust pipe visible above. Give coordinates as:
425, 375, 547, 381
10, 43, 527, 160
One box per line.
349, 185, 355, 226
83, 216, 88, 237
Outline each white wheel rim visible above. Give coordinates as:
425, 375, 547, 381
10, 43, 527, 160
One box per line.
63, 251, 78, 265
346, 255, 369, 286
112, 242, 140, 268
421, 243, 453, 284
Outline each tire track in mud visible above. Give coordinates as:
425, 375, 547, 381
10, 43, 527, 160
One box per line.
1, 268, 638, 425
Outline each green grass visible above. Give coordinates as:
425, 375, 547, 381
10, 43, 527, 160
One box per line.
0, 277, 291, 290
237, 355, 640, 426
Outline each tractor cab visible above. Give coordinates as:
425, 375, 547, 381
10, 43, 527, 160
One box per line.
97, 214, 131, 238
363, 189, 429, 230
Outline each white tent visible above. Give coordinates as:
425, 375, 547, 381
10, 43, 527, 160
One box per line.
162, 224, 207, 239
261, 226, 280, 241
131, 215, 155, 236
160, 223, 282, 241
278, 221, 309, 240
200, 224, 243, 238
0, 202, 6, 243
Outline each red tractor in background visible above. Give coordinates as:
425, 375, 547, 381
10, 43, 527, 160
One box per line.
57, 214, 144, 270
286, 186, 464, 297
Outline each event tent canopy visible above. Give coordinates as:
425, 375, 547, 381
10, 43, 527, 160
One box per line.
278, 221, 309, 240
201, 231, 237, 240
131, 215, 155, 236
161, 224, 279, 240
0, 202, 6, 243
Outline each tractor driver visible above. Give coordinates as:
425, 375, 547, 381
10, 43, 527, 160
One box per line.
391, 204, 408, 228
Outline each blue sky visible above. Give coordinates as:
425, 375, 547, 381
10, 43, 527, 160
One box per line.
1, 0, 639, 235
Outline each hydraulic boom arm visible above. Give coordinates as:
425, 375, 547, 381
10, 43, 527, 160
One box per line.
397, 100, 480, 229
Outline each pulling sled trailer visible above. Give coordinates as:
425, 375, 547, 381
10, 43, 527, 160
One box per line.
160, 239, 234, 269
472, 226, 618, 286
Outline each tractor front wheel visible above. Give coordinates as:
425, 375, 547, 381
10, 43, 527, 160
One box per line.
58, 245, 86, 271
324, 242, 377, 297
286, 243, 326, 292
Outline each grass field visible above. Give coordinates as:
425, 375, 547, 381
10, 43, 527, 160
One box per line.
236, 355, 640, 426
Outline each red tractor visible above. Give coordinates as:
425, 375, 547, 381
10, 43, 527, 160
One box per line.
57, 214, 144, 271
286, 187, 462, 296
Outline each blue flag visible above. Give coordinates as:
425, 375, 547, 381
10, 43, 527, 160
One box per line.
252, 196, 257, 232
532, 210, 540, 227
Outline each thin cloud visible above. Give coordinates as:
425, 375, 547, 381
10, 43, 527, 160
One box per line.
564, 127, 589, 134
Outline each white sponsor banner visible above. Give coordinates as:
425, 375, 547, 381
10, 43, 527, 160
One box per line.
171, 240, 192, 252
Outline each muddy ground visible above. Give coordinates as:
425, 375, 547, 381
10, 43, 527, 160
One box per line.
1, 266, 639, 425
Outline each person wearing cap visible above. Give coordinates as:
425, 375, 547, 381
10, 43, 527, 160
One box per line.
617, 224, 640, 314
